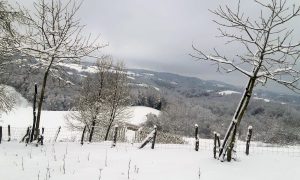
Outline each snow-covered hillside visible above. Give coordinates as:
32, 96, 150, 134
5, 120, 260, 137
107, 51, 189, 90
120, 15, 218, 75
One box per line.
218, 90, 241, 96
123, 106, 160, 126
0, 86, 300, 180
0, 86, 160, 142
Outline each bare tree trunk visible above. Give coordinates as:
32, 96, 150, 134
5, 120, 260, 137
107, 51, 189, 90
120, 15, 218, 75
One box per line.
81, 125, 86, 145
89, 119, 96, 142
104, 74, 119, 141
219, 77, 255, 160
104, 109, 116, 141
35, 58, 54, 139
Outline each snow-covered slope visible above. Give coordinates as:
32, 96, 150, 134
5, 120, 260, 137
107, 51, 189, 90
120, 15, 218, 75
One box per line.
123, 106, 160, 126
3, 86, 30, 109
0, 86, 69, 128
0, 86, 159, 127
218, 90, 241, 95
1, 106, 159, 129
253, 97, 271, 103
0, 86, 160, 143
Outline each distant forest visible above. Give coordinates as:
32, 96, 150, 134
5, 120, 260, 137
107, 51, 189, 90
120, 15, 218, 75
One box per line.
4, 61, 300, 145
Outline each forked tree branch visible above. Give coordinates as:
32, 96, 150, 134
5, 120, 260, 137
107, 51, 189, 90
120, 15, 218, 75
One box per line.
191, 0, 300, 92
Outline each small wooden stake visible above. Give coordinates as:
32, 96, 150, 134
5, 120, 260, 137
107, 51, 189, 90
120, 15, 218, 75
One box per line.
38, 127, 45, 145
213, 132, 217, 158
151, 125, 157, 149
111, 125, 118, 147
195, 124, 199, 151
0, 126, 2, 144
216, 133, 220, 148
8, 125, 11, 142
53, 126, 61, 143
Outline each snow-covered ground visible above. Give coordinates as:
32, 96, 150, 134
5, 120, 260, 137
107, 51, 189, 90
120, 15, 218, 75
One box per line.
128, 83, 160, 91
253, 97, 271, 102
123, 106, 160, 126
0, 106, 159, 130
58, 62, 98, 73
217, 90, 272, 103
0, 106, 160, 142
0, 86, 300, 179
0, 142, 299, 180
218, 90, 241, 95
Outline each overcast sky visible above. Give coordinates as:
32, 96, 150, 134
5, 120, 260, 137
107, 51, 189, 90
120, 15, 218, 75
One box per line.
14, 0, 300, 94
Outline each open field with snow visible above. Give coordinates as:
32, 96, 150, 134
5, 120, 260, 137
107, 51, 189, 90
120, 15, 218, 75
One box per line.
1, 86, 300, 180
0, 142, 299, 180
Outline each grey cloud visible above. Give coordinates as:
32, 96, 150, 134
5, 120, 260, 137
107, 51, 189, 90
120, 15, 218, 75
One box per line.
13, 0, 300, 94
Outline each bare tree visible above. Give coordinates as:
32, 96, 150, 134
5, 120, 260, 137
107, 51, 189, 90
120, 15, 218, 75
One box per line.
191, 0, 300, 161
104, 61, 130, 140
9, 0, 105, 139
0, 1, 22, 112
66, 58, 130, 142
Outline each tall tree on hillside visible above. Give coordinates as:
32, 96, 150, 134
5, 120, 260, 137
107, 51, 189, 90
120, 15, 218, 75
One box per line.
66, 58, 130, 142
8, 0, 104, 139
191, 0, 300, 161
104, 61, 130, 140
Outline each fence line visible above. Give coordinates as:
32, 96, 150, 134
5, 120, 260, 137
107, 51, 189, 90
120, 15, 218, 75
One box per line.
0, 126, 300, 156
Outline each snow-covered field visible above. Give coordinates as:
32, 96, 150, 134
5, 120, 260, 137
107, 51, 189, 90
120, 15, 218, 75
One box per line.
1, 86, 300, 179
0, 142, 299, 180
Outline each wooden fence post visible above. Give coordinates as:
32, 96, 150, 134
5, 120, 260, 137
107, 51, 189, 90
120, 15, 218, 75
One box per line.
246, 126, 253, 155
216, 133, 220, 148
195, 124, 199, 151
26, 127, 32, 144
0, 126, 2, 144
31, 83, 38, 142
111, 125, 118, 147
151, 125, 157, 149
138, 126, 157, 149
213, 132, 217, 158
8, 125, 11, 142
38, 127, 45, 145
53, 126, 61, 143
81, 125, 87, 145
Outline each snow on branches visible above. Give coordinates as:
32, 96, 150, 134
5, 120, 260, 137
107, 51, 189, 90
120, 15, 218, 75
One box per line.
191, 0, 300, 93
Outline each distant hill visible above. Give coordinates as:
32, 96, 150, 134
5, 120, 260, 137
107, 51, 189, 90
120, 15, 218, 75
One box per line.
3, 60, 300, 110
2, 61, 300, 144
